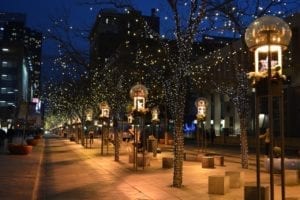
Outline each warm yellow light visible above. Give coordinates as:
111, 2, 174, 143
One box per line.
254, 45, 282, 74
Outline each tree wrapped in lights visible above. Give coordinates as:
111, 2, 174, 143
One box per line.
44, 0, 300, 188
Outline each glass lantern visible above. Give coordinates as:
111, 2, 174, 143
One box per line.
195, 97, 207, 121
151, 107, 160, 122
99, 101, 110, 118
85, 108, 93, 121
129, 83, 148, 112
245, 16, 292, 76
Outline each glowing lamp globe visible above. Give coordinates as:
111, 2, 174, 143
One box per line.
129, 83, 148, 111
85, 108, 93, 121
151, 107, 160, 122
195, 98, 207, 121
99, 101, 110, 118
127, 114, 133, 124
245, 16, 292, 75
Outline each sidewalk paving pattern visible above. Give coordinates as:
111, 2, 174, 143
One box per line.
0, 134, 299, 200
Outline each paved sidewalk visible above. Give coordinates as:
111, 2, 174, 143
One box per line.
37, 135, 300, 200
0, 138, 44, 200
0, 134, 299, 200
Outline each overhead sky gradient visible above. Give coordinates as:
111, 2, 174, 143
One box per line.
1, 0, 162, 29
1, 0, 164, 80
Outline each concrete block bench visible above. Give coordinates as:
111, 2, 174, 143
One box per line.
137, 155, 151, 167
208, 175, 229, 195
202, 156, 214, 168
286, 169, 299, 185
162, 157, 173, 168
214, 155, 224, 166
244, 182, 269, 200
129, 154, 135, 163
225, 171, 244, 188
183, 152, 202, 162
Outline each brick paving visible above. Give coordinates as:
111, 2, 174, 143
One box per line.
0, 134, 299, 200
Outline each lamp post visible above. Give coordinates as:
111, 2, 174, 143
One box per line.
99, 101, 110, 155
195, 97, 208, 152
129, 83, 148, 170
151, 106, 160, 157
245, 15, 291, 200
85, 108, 93, 148
151, 106, 160, 139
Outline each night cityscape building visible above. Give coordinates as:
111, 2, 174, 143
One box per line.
0, 12, 42, 131
89, 8, 160, 69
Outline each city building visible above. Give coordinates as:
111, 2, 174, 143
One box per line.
0, 12, 42, 131
89, 8, 160, 69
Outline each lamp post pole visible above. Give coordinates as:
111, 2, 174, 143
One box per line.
266, 31, 275, 200
245, 16, 291, 200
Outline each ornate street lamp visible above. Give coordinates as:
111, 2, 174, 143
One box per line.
99, 101, 110, 155
99, 101, 110, 118
151, 106, 160, 123
127, 113, 133, 124
129, 83, 148, 113
129, 83, 149, 170
84, 108, 93, 147
245, 15, 291, 200
195, 97, 208, 152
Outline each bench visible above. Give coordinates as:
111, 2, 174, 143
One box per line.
136, 155, 151, 167
214, 155, 224, 166
202, 156, 214, 168
162, 157, 174, 168
225, 171, 244, 188
208, 175, 229, 195
244, 182, 269, 200
183, 152, 202, 162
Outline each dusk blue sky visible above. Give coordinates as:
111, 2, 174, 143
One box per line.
1, 0, 161, 29
1, 0, 164, 80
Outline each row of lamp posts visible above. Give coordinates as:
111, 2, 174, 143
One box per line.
64, 15, 291, 199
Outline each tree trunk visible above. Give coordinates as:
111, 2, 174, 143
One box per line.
239, 117, 249, 168
173, 118, 184, 187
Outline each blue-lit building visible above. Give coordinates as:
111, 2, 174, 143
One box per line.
0, 12, 42, 130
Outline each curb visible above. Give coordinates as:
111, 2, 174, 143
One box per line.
31, 138, 45, 200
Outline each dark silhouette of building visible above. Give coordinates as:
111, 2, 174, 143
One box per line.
89, 8, 160, 69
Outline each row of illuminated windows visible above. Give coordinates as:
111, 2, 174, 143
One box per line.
0, 101, 16, 107
1, 74, 16, 81
0, 87, 18, 94
1, 61, 17, 68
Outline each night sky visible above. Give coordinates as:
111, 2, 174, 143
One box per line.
1, 0, 161, 28
1, 0, 163, 80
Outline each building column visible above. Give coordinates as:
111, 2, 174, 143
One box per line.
234, 107, 240, 135
205, 95, 211, 131
214, 93, 221, 136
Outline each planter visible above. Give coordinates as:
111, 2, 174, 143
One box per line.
8, 144, 33, 155
26, 138, 39, 146
264, 157, 300, 173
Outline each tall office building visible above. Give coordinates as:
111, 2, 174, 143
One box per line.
89, 8, 160, 69
0, 12, 42, 129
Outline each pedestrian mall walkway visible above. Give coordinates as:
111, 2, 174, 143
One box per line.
0, 134, 299, 200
